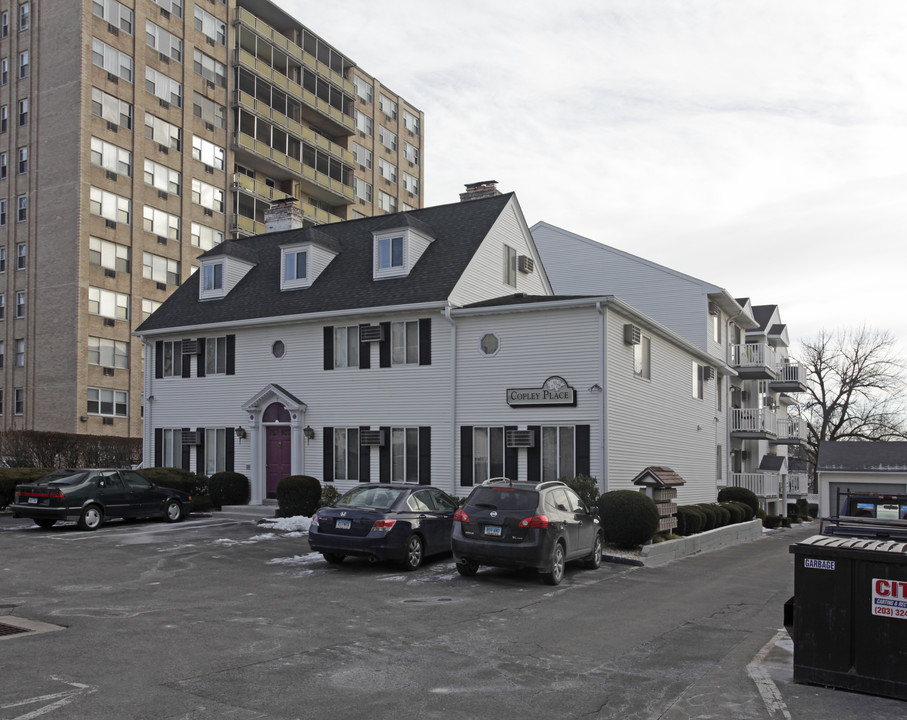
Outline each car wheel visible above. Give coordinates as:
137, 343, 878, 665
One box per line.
584, 532, 603, 569
78, 505, 104, 531
456, 560, 479, 577
33, 518, 56, 529
164, 500, 184, 523
322, 553, 345, 564
543, 542, 566, 585
401, 534, 424, 571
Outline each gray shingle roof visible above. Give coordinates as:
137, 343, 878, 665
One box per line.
818, 441, 907, 472
136, 193, 514, 333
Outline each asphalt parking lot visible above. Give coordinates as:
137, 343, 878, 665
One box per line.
1, 511, 905, 720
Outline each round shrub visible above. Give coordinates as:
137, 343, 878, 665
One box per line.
208, 471, 250, 508
276, 475, 321, 517
721, 501, 745, 524
320, 484, 342, 508
714, 504, 732, 527
676, 505, 705, 536
763, 514, 782, 529
730, 500, 755, 522
696, 503, 720, 531
717, 486, 759, 515
597, 490, 660, 549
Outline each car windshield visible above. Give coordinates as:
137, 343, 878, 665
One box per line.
336, 487, 406, 511
467, 487, 539, 513
37, 470, 90, 486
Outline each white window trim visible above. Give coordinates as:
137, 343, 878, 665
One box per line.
374, 232, 407, 279
280, 243, 312, 290
199, 260, 225, 300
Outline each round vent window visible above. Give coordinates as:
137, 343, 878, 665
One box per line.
272, 340, 286, 359
480, 333, 499, 356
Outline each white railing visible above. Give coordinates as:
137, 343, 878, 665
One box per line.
786, 473, 809, 495
731, 407, 778, 435
774, 361, 806, 385
732, 472, 780, 498
775, 416, 805, 441
729, 343, 776, 369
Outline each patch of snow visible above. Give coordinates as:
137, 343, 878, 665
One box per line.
267, 553, 323, 566
258, 516, 312, 533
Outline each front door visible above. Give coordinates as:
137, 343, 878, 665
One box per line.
266, 426, 292, 498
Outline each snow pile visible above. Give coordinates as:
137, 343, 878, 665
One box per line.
258, 516, 312, 533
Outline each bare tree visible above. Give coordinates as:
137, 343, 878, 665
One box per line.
796, 326, 907, 477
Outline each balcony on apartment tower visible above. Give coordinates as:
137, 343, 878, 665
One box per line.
728, 342, 778, 380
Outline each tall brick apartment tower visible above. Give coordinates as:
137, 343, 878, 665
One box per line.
1, 0, 424, 437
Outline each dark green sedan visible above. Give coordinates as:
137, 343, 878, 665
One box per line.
11, 469, 192, 530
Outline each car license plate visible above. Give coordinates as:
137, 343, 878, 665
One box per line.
484, 525, 502, 537
335, 519, 351, 530
28, 497, 37, 504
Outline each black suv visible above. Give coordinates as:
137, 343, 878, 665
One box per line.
451, 478, 603, 585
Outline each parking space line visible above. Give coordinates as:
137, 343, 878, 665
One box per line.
746, 629, 792, 720
51, 520, 246, 541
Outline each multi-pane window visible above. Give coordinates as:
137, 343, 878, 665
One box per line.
18, 50, 27, 78
692, 362, 704, 399
0, 199, 6, 226
634, 335, 651, 379
390, 428, 420, 484
89, 236, 130, 272
88, 286, 129, 320
194, 6, 226, 45
504, 245, 517, 287
402, 172, 419, 195
90, 136, 132, 176
333, 428, 360, 481
192, 178, 224, 212
391, 320, 419, 366
146, 20, 182, 62
15, 290, 24, 318
92, 87, 132, 130
87, 387, 128, 418
353, 75, 372, 103
143, 206, 180, 241
541, 426, 576, 482
144, 159, 181, 195
193, 49, 226, 87
0, 341, 3, 367
16, 195, 26, 222
0, 293, 4, 319
334, 326, 359, 369
90, 186, 131, 224
205, 336, 227, 375
378, 190, 397, 213
0, 247, 5, 271
355, 178, 372, 203
150, 0, 182, 18
283, 249, 307, 282
92, 38, 133, 82
1, 58, 7, 85
0, 11, 7, 38
14, 387, 23, 415
379, 94, 397, 119
0, 151, 5, 178
355, 110, 373, 136
142, 298, 161, 321
378, 126, 397, 152
143, 251, 180, 285
711, 310, 722, 343
352, 142, 372, 169
0, 105, 7, 133
88, 336, 129, 369
190, 222, 223, 250
193, 92, 227, 129
145, 112, 181, 150
17, 146, 26, 174
145, 67, 182, 106
192, 135, 225, 170
204, 428, 226, 474
19, 3, 28, 31
202, 263, 223, 291
14, 338, 23, 366
17, 98, 27, 126
159, 340, 181, 377
93, 0, 133, 33
473, 427, 505, 483
378, 236, 403, 270
378, 158, 397, 183
403, 109, 420, 135
159, 428, 181, 467
15, 242, 25, 270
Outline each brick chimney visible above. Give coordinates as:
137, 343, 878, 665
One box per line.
264, 198, 306, 232
459, 180, 501, 202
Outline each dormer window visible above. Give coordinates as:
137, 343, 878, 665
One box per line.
285, 249, 307, 282
203, 263, 222, 291
371, 217, 434, 280
280, 244, 316, 290
378, 236, 404, 272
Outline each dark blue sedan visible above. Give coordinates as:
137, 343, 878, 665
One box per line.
308, 484, 459, 570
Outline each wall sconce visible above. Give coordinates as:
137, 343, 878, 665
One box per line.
235, 427, 247, 439
303, 426, 315, 441
589, 383, 603, 393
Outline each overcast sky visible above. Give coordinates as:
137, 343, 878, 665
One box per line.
278, 0, 907, 355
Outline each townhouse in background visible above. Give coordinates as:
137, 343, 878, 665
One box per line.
532, 222, 808, 514
136, 190, 743, 506
0, 0, 423, 437
816, 442, 907, 518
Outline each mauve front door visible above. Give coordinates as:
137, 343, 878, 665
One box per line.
266, 427, 291, 498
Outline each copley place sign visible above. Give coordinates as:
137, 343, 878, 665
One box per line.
507, 376, 577, 408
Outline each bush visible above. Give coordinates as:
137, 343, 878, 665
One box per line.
561, 474, 600, 510
276, 475, 321, 517
721, 501, 745, 524
597, 490, 660, 549
717, 486, 760, 515
320, 484, 342, 508
756, 507, 767, 522
142, 467, 211, 512
0, 468, 54, 509
807, 503, 818, 519
676, 505, 705, 536
696, 504, 721, 531
763, 514, 782, 529
714, 504, 732, 527
208, 471, 250, 508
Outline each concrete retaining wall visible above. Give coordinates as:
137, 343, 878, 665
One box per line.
638, 519, 764, 567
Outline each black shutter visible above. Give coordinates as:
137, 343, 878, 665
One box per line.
379, 322, 391, 368
359, 426, 371, 482
504, 425, 518, 481
323, 326, 334, 371
379, 426, 391, 482
155, 341, 163, 379
323, 426, 334, 482
154, 428, 163, 467
418, 317, 431, 366
418, 426, 431, 485
576, 425, 590, 477
460, 426, 473, 487
181, 341, 191, 378
527, 425, 541, 483
226, 335, 236, 375
182, 427, 192, 472
197, 338, 206, 378
226, 429, 235, 472
197, 427, 205, 475
358, 326, 370, 369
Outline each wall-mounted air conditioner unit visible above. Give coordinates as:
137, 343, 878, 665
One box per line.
708, 301, 719, 316
518, 255, 534, 274
506, 429, 535, 448
359, 324, 384, 342
182, 430, 201, 445
360, 430, 384, 446
181, 340, 199, 355
702, 366, 715, 381
624, 324, 641, 345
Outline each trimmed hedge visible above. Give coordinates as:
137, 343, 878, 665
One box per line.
276, 475, 321, 517
208, 472, 250, 508
721, 501, 745, 524
0, 468, 54, 509
676, 505, 705, 536
598, 490, 660, 549
717, 486, 760, 515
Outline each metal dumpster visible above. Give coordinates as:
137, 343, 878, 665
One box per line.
788, 535, 907, 700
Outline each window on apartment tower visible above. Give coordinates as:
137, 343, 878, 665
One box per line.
146, 20, 182, 62
0, 199, 6, 226
89, 236, 131, 273
15, 338, 24, 366
14, 388, 23, 416
92, 38, 133, 82
1, 104, 8, 133
18, 98, 28, 126
94, 0, 134, 34
18, 50, 28, 78
92, 88, 133, 130
16, 242, 25, 269
19, 3, 29, 32
0, 11, 8, 38
0, 151, 6, 178
194, 6, 225, 45
1, 58, 7, 85
0, 247, 5, 272
17, 147, 27, 174
15, 290, 24, 318
16, 195, 26, 222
